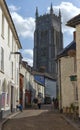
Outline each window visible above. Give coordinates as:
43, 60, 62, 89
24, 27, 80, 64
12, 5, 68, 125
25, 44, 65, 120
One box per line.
12, 36, 14, 52
11, 62, 13, 79
51, 45, 55, 58
1, 47, 4, 71
74, 56, 77, 72
7, 84, 9, 105
1, 14, 4, 37
75, 86, 78, 100
17, 68, 19, 85
8, 26, 10, 46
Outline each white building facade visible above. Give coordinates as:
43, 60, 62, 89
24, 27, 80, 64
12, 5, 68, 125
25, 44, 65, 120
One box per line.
0, 0, 22, 118
45, 78, 56, 99
25, 70, 45, 105
66, 14, 80, 118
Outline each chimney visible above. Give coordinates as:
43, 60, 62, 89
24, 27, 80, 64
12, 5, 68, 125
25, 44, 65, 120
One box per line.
73, 31, 76, 41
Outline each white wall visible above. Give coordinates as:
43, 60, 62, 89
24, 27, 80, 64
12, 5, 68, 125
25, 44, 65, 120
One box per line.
45, 78, 56, 99
58, 56, 76, 109
0, 1, 21, 113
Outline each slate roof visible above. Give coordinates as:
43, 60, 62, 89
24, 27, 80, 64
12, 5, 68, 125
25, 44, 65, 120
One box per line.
57, 40, 76, 59
32, 71, 56, 81
66, 14, 80, 28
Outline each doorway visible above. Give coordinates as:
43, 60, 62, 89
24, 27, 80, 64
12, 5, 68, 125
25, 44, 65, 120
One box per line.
11, 86, 14, 112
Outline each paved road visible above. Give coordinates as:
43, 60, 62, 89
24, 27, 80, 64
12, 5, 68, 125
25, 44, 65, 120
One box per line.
2, 105, 80, 130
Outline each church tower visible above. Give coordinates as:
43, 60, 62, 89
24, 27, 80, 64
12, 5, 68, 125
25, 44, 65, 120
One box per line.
33, 4, 63, 77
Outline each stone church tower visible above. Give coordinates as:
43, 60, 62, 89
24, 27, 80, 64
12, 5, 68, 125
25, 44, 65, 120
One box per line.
33, 4, 63, 78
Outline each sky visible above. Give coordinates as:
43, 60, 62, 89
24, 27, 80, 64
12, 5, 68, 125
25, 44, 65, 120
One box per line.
5, 0, 80, 66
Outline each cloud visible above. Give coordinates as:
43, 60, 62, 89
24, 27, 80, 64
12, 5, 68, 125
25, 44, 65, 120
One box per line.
22, 49, 33, 58
9, 5, 21, 12
8, 4, 34, 66
22, 57, 33, 67
10, 2, 80, 41
8, 2, 80, 66
9, 10, 35, 38
47, 2, 80, 34
21, 49, 33, 66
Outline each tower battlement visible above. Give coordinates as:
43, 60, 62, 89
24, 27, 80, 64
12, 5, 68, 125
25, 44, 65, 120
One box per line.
34, 4, 63, 77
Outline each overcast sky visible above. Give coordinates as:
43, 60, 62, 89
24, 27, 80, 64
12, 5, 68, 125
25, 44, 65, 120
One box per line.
6, 0, 80, 66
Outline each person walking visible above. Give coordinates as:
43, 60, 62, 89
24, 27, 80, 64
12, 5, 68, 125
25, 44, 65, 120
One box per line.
37, 97, 42, 109
52, 97, 55, 110
33, 97, 38, 109
16, 100, 19, 111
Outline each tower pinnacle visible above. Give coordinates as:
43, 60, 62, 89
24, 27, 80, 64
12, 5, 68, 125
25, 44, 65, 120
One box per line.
50, 3, 53, 14
59, 9, 61, 17
35, 7, 38, 18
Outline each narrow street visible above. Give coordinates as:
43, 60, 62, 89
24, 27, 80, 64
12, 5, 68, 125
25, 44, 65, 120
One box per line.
2, 105, 80, 130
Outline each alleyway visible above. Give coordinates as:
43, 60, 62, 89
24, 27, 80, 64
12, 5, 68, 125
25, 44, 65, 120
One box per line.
2, 105, 80, 130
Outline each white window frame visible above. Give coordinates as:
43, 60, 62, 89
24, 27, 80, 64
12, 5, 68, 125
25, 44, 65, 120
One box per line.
8, 25, 10, 46
12, 36, 14, 52
1, 47, 4, 72
11, 62, 13, 79
1, 13, 4, 38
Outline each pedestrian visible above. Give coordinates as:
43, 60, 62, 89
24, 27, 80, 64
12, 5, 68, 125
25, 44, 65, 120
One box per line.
16, 100, 19, 111
37, 97, 42, 109
16, 100, 23, 112
33, 97, 38, 109
54, 98, 58, 109
18, 103, 23, 112
51, 97, 55, 110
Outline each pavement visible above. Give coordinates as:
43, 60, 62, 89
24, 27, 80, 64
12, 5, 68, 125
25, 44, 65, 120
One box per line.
0, 105, 50, 130
0, 111, 20, 130
62, 114, 80, 130
0, 105, 80, 130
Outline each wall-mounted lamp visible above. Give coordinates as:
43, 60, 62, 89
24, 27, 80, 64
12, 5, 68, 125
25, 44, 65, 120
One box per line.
9, 51, 23, 61
10, 52, 21, 55
9, 51, 23, 70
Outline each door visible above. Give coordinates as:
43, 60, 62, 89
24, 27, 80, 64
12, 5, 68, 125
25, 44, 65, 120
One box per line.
11, 86, 13, 112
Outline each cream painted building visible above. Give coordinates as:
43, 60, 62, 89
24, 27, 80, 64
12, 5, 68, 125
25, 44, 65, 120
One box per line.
19, 61, 27, 108
26, 71, 45, 103
57, 41, 77, 110
66, 14, 80, 118
34, 81, 45, 103
0, 0, 22, 118
20, 64, 45, 107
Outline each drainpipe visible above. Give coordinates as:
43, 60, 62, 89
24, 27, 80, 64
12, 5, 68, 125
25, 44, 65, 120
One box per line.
58, 59, 62, 110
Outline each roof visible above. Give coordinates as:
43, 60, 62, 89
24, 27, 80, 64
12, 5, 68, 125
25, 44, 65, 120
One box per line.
57, 40, 76, 59
66, 14, 80, 28
32, 71, 56, 81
